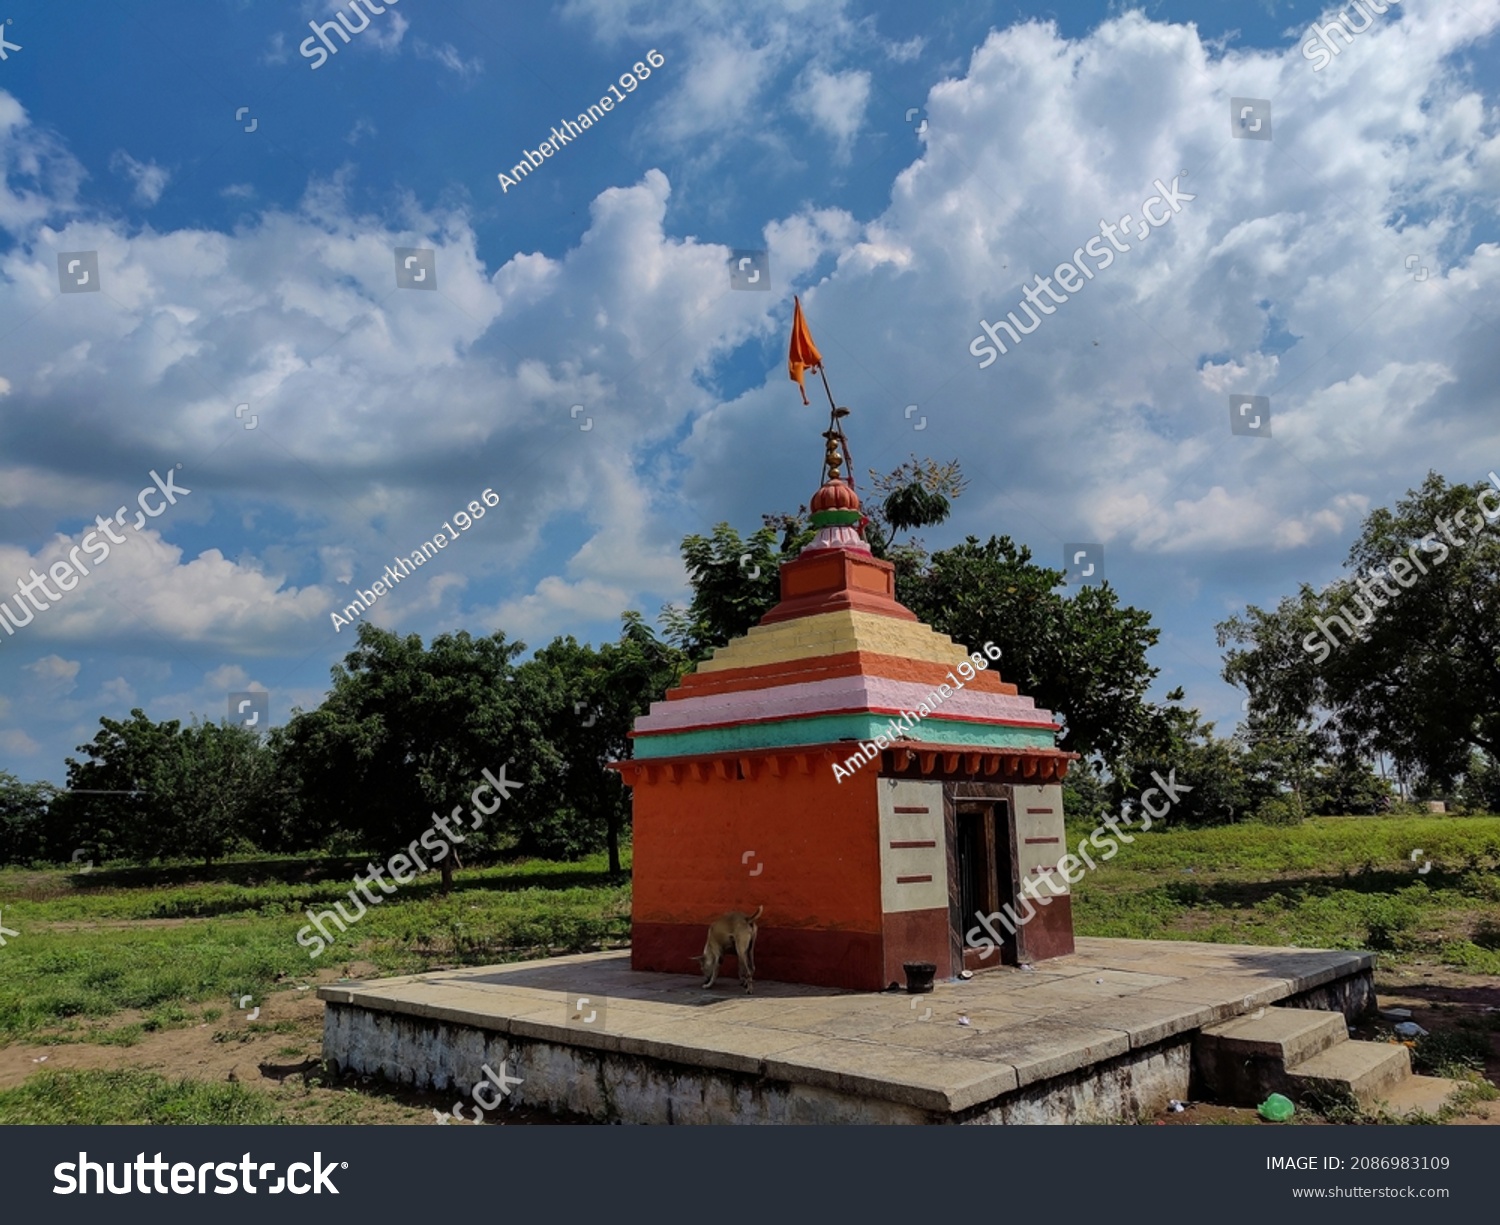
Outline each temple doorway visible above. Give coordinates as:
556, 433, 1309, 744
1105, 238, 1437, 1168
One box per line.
955, 797, 1016, 970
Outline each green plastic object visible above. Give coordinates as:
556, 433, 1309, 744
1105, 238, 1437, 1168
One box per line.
1258, 1093, 1296, 1122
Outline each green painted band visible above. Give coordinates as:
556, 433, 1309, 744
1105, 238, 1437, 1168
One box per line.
811, 509, 862, 527
632, 712, 1055, 758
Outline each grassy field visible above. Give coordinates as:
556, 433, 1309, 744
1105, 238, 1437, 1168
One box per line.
1066, 812, 1500, 972
0, 851, 631, 1044
0, 814, 1496, 1124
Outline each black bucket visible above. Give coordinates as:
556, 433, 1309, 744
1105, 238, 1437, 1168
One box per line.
903, 962, 937, 993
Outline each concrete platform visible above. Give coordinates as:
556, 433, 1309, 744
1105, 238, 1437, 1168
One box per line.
320, 937, 1376, 1124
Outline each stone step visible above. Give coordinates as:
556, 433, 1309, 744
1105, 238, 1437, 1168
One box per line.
1194, 1007, 1352, 1103
1287, 1040, 1412, 1109
1199, 1006, 1349, 1067
1366, 1074, 1461, 1119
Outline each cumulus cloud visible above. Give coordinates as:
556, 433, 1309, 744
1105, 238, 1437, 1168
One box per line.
0, 729, 40, 755
793, 65, 871, 158
0, 529, 329, 653
109, 151, 170, 207
24, 654, 79, 699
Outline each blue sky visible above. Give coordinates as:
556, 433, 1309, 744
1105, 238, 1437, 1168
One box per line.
0, 0, 1497, 781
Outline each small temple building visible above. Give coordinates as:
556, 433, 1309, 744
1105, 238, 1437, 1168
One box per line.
615, 424, 1078, 992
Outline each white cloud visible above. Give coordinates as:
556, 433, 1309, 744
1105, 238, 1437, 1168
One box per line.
414, 40, 482, 80
98, 677, 136, 706
365, 9, 409, 52
793, 64, 871, 158
204, 665, 251, 692
0, 529, 330, 652
109, 151, 170, 207
24, 654, 79, 699
0, 729, 40, 755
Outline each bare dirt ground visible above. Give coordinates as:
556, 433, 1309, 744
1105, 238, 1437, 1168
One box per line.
1154, 964, 1500, 1125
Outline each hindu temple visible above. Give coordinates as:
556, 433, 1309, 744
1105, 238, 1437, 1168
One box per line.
616, 426, 1079, 991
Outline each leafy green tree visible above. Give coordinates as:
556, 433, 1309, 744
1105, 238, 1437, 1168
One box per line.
1303, 754, 1394, 816
1219, 471, 1500, 790
1233, 707, 1321, 818
864, 455, 968, 575
0, 771, 57, 865
511, 614, 687, 869
1456, 753, 1500, 814
246, 725, 314, 854
278, 625, 524, 891
166, 722, 274, 867
50, 711, 271, 867
661, 522, 785, 661
1110, 689, 1261, 827
54, 710, 187, 864
1061, 763, 1110, 827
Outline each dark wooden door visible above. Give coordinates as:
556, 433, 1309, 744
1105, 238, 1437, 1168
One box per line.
957, 802, 1015, 970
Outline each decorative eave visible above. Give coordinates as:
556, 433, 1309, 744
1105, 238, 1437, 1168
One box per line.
608, 742, 1077, 787
882, 742, 1078, 785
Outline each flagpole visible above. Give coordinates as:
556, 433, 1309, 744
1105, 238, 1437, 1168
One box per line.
815, 364, 854, 495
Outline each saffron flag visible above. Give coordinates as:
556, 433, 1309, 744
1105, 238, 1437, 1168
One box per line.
788, 295, 822, 405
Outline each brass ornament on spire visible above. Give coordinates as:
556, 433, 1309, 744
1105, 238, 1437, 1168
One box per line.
823, 431, 843, 481
819, 402, 854, 488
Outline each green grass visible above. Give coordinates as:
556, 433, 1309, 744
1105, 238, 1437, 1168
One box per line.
0, 1069, 292, 1125
1067, 814, 1500, 970
0, 851, 631, 1042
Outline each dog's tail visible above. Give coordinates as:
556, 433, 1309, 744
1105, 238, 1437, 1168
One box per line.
748, 904, 764, 923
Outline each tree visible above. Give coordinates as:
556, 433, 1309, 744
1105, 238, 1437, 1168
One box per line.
1303, 754, 1395, 816
662, 522, 790, 661
166, 722, 273, 867
1456, 753, 1500, 814
1219, 471, 1500, 789
48, 711, 272, 867
1233, 706, 1321, 819
278, 625, 524, 891
54, 710, 187, 865
511, 614, 687, 870
1110, 689, 1262, 826
0, 771, 56, 865
864, 455, 968, 576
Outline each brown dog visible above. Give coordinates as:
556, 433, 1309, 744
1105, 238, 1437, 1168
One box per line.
694, 905, 763, 992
